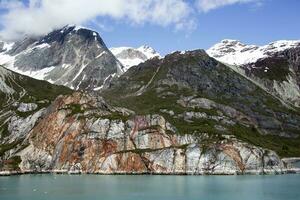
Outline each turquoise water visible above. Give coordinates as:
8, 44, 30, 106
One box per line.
0, 174, 299, 200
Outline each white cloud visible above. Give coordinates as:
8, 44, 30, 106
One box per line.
0, 0, 194, 41
196, 0, 262, 12
0, 0, 265, 40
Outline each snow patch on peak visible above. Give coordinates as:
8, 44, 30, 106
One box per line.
207, 39, 300, 65
65, 24, 86, 31
220, 39, 246, 45
110, 47, 132, 55
5, 64, 55, 81
2, 42, 14, 52
35, 43, 51, 49
138, 45, 160, 59
110, 45, 161, 71
60, 24, 92, 34
73, 25, 86, 31
0, 39, 14, 53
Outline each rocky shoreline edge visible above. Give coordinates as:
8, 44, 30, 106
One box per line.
1, 168, 300, 176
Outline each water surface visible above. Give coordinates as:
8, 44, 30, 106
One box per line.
0, 174, 299, 200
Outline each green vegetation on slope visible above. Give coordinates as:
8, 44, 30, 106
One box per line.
102, 51, 300, 157
229, 124, 300, 157
0, 66, 73, 162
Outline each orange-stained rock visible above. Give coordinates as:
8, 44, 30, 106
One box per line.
15, 92, 285, 175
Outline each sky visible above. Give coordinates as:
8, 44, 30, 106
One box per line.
0, 0, 299, 55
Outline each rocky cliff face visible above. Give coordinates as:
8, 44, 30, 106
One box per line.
207, 40, 300, 108
0, 25, 124, 90
0, 65, 71, 171
12, 92, 285, 175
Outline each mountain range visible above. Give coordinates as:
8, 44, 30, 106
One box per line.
0, 26, 299, 175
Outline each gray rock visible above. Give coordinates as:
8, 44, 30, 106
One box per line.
7, 109, 45, 143
4, 25, 124, 90
17, 103, 38, 112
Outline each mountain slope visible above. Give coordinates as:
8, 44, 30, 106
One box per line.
0, 65, 71, 107
110, 45, 160, 71
103, 50, 300, 157
207, 40, 300, 108
0, 25, 124, 90
0, 65, 72, 171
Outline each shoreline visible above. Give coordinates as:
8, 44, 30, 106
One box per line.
1, 169, 300, 176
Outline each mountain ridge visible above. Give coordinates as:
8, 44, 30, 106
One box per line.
207, 39, 300, 108
207, 39, 300, 65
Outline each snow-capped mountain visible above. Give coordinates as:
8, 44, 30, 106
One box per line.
110, 45, 160, 71
207, 39, 300, 65
207, 39, 300, 107
0, 25, 124, 90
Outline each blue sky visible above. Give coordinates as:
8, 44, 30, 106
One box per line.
0, 0, 299, 55
97, 0, 300, 55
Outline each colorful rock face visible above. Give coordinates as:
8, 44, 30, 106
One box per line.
15, 93, 285, 175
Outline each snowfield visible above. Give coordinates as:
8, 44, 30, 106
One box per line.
207, 39, 300, 65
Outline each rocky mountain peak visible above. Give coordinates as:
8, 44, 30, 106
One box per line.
110, 45, 160, 71
37, 25, 106, 47
0, 25, 124, 91
138, 45, 160, 57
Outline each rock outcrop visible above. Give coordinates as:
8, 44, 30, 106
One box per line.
16, 103, 38, 113
9, 92, 286, 175
0, 65, 71, 172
